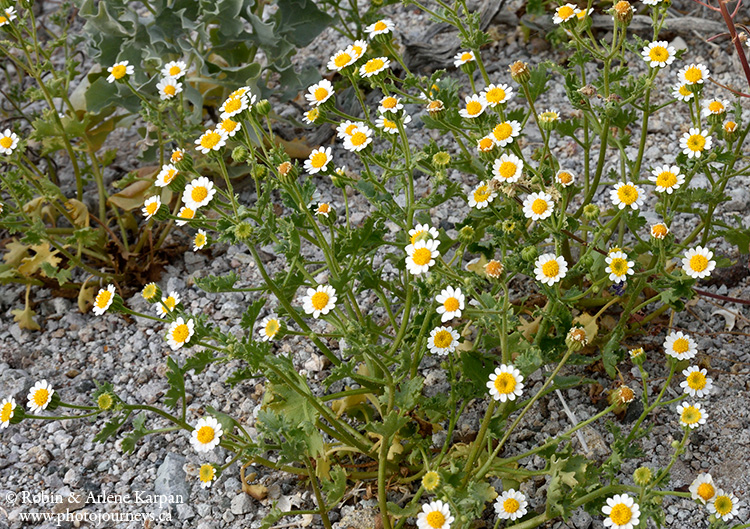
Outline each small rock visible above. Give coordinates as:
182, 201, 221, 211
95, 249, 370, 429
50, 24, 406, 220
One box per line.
176, 503, 196, 520
570, 508, 593, 529
230, 493, 253, 515
155, 453, 190, 501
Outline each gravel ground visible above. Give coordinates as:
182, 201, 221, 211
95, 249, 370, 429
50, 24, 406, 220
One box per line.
1, 0, 750, 528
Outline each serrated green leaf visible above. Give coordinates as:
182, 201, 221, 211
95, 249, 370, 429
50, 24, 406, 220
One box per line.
163, 356, 184, 409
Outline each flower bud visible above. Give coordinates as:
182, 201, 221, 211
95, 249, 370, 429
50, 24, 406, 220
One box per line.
97, 392, 115, 411
629, 347, 645, 366
175, 151, 194, 173
458, 226, 475, 244
255, 99, 271, 116
612, 0, 633, 26
509, 61, 531, 84
232, 146, 249, 163
633, 467, 652, 486
484, 259, 504, 278
432, 151, 451, 168
141, 283, 162, 303
583, 204, 600, 220
521, 245, 538, 262
723, 121, 737, 143
566, 326, 588, 351
426, 99, 445, 118
460, 61, 476, 77
538, 110, 559, 131
233, 222, 254, 241
253, 164, 268, 181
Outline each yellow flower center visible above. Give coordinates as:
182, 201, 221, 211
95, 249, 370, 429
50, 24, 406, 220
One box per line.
609, 504, 633, 526
427, 100, 444, 112
485, 87, 507, 104
465, 101, 482, 116
609, 257, 629, 276
164, 84, 176, 96
382, 97, 397, 109
179, 207, 195, 220
460, 52, 473, 62
687, 134, 706, 151
111, 64, 127, 79
715, 495, 733, 515
311, 292, 330, 311
0, 137, 12, 149
558, 5, 575, 19
306, 108, 320, 122
169, 65, 181, 76
33, 389, 50, 407
539, 111, 558, 122
443, 297, 460, 312
473, 185, 491, 203
422, 472, 440, 491
649, 46, 668, 62
265, 319, 280, 336
171, 151, 183, 163
196, 425, 215, 444
652, 224, 668, 238
687, 371, 706, 390
656, 171, 677, 188
708, 101, 725, 113
195, 233, 206, 247
382, 119, 397, 130
542, 260, 559, 278
200, 131, 222, 150
425, 511, 445, 529
617, 185, 638, 204
411, 247, 433, 266
172, 323, 190, 343
163, 296, 177, 311
689, 254, 709, 272
725, 121, 737, 132
95, 290, 113, 309
142, 284, 157, 300
433, 330, 454, 349
1, 402, 14, 422
223, 97, 242, 114
221, 119, 239, 133
350, 131, 368, 146
485, 260, 503, 277
0, 15, 7, 24
672, 337, 689, 353
493, 372, 517, 394
497, 161, 517, 179
531, 198, 548, 215
679, 85, 691, 97
317, 203, 331, 214
164, 169, 177, 184
697, 483, 715, 501
334, 52, 353, 68
344, 124, 358, 136
503, 498, 520, 513
145, 201, 159, 215
681, 405, 701, 425
199, 465, 215, 482
364, 58, 385, 73
684, 66, 703, 83
478, 137, 494, 151
350, 44, 364, 57
373, 20, 387, 31
557, 172, 573, 184
310, 152, 328, 169
410, 230, 425, 244
493, 123, 513, 141
314, 87, 329, 101
191, 186, 208, 203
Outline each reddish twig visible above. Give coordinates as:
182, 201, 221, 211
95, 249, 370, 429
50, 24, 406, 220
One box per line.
693, 288, 750, 305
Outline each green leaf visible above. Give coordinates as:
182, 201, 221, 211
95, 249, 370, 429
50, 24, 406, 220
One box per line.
386, 501, 421, 519
195, 271, 239, 292
601, 329, 625, 378
163, 357, 185, 409
366, 410, 408, 440
93, 414, 127, 443
184, 350, 217, 375
240, 298, 266, 330
393, 377, 424, 411
321, 466, 348, 506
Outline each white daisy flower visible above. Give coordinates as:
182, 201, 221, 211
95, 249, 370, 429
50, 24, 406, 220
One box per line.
219, 93, 254, 121
435, 286, 465, 322
494, 489, 528, 520
365, 19, 395, 38
142, 195, 161, 220
682, 246, 715, 279
378, 95, 403, 114
182, 176, 216, 209
360, 57, 391, 78
156, 77, 183, 100
92, 284, 116, 315
677, 401, 707, 429
490, 120, 521, 147
651, 223, 670, 239
0, 7, 17, 26
343, 125, 373, 152
555, 169, 576, 187
672, 83, 694, 102
408, 223, 439, 244
155, 164, 179, 187
194, 128, 228, 154
190, 416, 223, 452
303, 108, 321, 124
641, 41, 676, 68
453, 50, 475, 68
375, 115, 412, 134
328, 49, 356, 71
708, 490, 740, 522
680, 128, 712, 158
458, 94, 486, 119
605, 251, 635, 284
303, 285, 337, 318
0, 129, 19, 155
680, 366, 713, 398
0, 397, 16, 428
482, 83, 513, 107
162, 60, 188, 79
304, 146, 333, 174
305, 80, 334, 107
27, 380, 54, 413
170, 148, 185, 164
553, 4, 579, 24
602, 494, 640, 529
486, 364, 524, 402
218, 118, 241, 138
649, 165, 683, 194
534, 254, 568, 285
689, 473, 716, 504
336, 120, 364, 139
347, 40, 368, 61
417, 500, 454, 529
167, 317, 195, 350
405, 239, 440, 275
701, 98, 729, 117
477, 136, 496, 153
678, 63, 710, 85
663, 331, 697, 361
427, 326, 460, 355
193, 229, 207, 251
176, 206, 195, 226
199, 464, 216, 488
523, 191, 554, 221
468, 182, 497, 209
106, 60, 134, 83
156, 292, 180, 318
610, 182, 644, 210
257, 314, 282, 341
